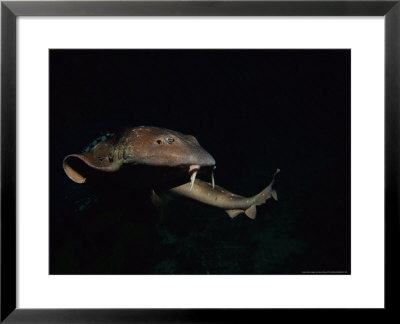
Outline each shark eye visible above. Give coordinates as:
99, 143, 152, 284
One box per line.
166, 137, 174, 144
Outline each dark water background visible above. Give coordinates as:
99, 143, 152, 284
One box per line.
50, 50, 350, 274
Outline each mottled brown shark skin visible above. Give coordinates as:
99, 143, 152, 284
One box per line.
63, 126, 215, 185
167, 169, 280, 219
63, 126, 279, 220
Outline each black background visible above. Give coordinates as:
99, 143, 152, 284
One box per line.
50, 50, 350, 274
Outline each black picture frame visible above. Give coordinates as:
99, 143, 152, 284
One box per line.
1, 0, 399, 322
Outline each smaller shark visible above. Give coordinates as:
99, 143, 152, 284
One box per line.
164, 169, 279, 219
63, 126, 278, 219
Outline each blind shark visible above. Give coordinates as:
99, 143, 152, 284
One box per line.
63, 126, 278, 219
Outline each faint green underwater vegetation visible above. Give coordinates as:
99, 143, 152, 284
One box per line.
54, 177, 307, 275
152, 193, 307, 274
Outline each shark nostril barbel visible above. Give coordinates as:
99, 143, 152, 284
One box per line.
189, 164, 200, 190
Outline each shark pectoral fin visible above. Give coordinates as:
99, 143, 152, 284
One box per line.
63, 151, 121, 184
225, 209, 243, 218
244, 205, 257, 219
63, 160, 87, 183
63, 154, 93, 183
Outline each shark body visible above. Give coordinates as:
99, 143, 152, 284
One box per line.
63, 126, 215, 186
166, 169, 279, 219
63, 126, 278, 219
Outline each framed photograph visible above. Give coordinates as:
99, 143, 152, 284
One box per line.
1, 0, 398, 322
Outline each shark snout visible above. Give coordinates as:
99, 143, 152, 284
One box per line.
188, 151, 215, 168
201, 152, 216, 167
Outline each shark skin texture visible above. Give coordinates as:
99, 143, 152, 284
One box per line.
63, 126, 278, 219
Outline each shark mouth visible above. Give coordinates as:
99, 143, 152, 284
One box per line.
189, 165, 216, 190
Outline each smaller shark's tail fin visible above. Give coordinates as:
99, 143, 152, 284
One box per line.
225, 169, 279, 220
253, 168, 280, 206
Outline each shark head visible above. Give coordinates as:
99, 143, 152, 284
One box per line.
121, 126, 215, 167
63, 126, 216, 187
